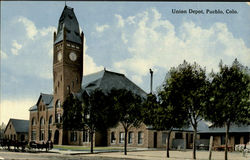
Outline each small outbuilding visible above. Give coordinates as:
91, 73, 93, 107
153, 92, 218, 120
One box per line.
4, 118, 29, 142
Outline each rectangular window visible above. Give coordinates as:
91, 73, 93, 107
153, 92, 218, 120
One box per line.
162, 132, 167, 144
119, 132, 124, 143
128, 132, 134, 144
83, 131, 89, 142
200, 134, 210, 139
39, 130, 44, 141
31, 131, 36, 141
48, 130, 52, 141
138, 132, 143, 144
111, 132, 116, 144
76, 46, 80, 49
175, 133, 183, 139
67, 43, 70, 47
221, 135, 225, 145
71, 132, 77, 142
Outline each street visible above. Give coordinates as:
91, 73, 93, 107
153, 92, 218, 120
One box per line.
0, 149, 248, 160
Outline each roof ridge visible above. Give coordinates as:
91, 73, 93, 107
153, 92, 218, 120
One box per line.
104, 69, 124, 76
10, 118, 29, 121
40, 93, 53, 96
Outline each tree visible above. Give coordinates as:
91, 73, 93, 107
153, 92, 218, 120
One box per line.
82, 89, 120, 153
165, 60, 209, 159
62, 90, 119, 153
63, 94, 85, 131
207, 59, 250, 160
109, 89, 144, 155
143, 82, 188, 157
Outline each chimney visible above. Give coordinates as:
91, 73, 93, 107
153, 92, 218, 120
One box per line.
149, 68, 153, 94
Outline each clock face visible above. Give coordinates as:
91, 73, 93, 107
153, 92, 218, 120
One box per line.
57, 52, 62, 62
69, 52, 77, 61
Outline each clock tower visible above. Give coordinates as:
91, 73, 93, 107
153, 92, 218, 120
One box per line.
53, 6, 84, 144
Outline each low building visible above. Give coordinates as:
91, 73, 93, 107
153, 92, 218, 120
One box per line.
4, 118, 29, 142
108, 123, 194, 149
198, 124, 250, 150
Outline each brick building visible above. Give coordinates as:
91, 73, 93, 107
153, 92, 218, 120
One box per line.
28, 5, 147, 146
28, 5, 249, 149
4, 119, 29, 142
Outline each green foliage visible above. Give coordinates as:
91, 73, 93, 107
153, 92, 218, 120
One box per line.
109, 89, 144, 155
167, 60, 209, 126
207, 59, 250, 126
82, 89, 120, 132
109, 89, 143, 129
166, 60, 209, 159
62, 94, 84, 131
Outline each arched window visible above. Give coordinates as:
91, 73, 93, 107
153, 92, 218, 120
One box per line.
32, 118, 36, 126
56, 113, 61, 123
76, 77, 78, 84
67, 85, 70, 94
56, 100, 61, 108
40, 117, 45, 126
49, 115, 53, 125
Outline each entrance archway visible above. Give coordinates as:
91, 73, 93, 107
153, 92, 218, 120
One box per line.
54, 130, 59, 144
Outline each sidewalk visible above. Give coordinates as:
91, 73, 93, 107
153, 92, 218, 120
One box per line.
51, 146, 153, 155
51, 147, 249, 160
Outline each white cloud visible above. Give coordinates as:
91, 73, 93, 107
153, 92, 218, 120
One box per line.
115, 14, 124, 28
96, 24, 110, 33
1, 98, 35, 124
121, 33, 128, 44
84, 54, 103, 75
18, 16, 38, 40
247, 2, 250, 6
10, 16, 56, 79
112, 8, 250, 81
83, 35, 103, 75
1, 50, 8, 59
39, 26, 56, 36
11, 40, 22, 55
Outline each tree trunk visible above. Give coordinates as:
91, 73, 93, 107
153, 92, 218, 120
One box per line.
166, 130, 172, 158
90, 131, 94, 154
124, 128, 128, 155
208, 135, 213, 160
225, 122, 230, 160
193, 127, 197, 159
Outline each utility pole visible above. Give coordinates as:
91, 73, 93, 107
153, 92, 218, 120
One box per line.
149, 69, 153, 94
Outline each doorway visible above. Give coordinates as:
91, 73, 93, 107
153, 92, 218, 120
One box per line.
154, 132, 157, 148
54, 130, 59, 144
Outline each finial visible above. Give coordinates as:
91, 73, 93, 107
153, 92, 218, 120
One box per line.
104, 67, 106, 71
65, 1, 67, 7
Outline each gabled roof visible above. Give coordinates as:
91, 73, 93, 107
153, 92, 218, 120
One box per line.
54, 6, 82, 44
199, 124, 250, 133
80, 69, 147, 98
29, 93, 53, 111
5, 119, 29, 133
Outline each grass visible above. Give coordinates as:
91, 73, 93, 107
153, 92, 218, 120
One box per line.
53, 145, 127, 151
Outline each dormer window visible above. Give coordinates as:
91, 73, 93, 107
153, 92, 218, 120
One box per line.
66, 29, 71, 33
75, 31, 79, 36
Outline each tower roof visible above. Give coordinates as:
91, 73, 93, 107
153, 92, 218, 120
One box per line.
55, 6, 82, 44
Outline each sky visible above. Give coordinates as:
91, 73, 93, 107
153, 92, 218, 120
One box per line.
1, 2, 250, 124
